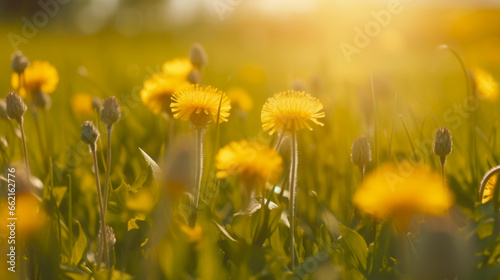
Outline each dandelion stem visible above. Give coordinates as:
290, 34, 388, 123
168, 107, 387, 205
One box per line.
103, 125, 113, 216
191, 128, 205, 227
18, 118, 30, 184
440, 156, 446, 187
30, 104, 47, 167
91, 144, 109, 270
289, 131, 298, 270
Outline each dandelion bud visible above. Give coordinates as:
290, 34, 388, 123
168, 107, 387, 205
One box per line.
100, 96, 121, 126
11, 51, 30, 74
351, 135, 372, 167
0, 99, 8, 119
98, 225, 116, 252
188, 69, 201, 84
6, 91, 27, 122
92, 96, 102, 112
81, 120, 99, 146
189, 43, 208, 70
433, 127, 452, 157
33, 90, 52, 111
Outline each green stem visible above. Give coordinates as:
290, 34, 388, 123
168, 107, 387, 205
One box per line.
103, 125, 113, 216
289, 131, 298, 270
191, 128, 205, 227
91, 144, 109, 270
30, 104, 47, 168
18, 118, 30, 185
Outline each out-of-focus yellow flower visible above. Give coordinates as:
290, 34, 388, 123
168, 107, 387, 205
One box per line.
180, 224, 203, 249
171, 84, 231, 128
11, 60, 59, 99
482, 172, 498, 204
162, 58, 194, 80
261, 90, 325, 135
227, 87, 253, 112
353, 163, 453, 231
216, 140, 283, 193
0, 193, 47, 239
71, 93, 94, 117
473, 68, 498, 101
140, 73, 189, 116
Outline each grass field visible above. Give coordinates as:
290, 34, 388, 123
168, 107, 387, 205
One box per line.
1, 1, 500, 279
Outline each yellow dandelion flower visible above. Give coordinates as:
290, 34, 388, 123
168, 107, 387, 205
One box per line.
171, 84, 231, 128
353, 163, 453, 231
0, 193, 47, 240
71, 93, 94, 117
227, 87, 253, 112
11, 60, 59, 99
473, 68, 498, 101
261, 90, 325, 135
216, 140, 283, 192
140, 73, 189, 116
481, 172, 498, 204
162, 57, 194, 80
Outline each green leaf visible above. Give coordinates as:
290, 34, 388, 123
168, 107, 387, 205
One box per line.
138, 147, 161, 184
70, 220, 87, 266
213, 220, 238, 243
477, 218, 494, 239
53, 186, 67, 207
338, 223, 368, 272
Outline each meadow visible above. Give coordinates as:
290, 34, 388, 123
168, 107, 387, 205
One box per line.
1, 1, 500, 279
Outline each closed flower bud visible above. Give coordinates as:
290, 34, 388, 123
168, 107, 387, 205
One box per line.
100, 96, 121, 126
6, 91, 27, 122
0, 99, 7, 119
92, 96, 102, 112
81, 120, 99, 146
189, 43, 208, 70
33, 90, 52, 111
11, 51, 30, 74
188, 69, 201, 84
433, 127, 452, 157
351, 135, 372, 167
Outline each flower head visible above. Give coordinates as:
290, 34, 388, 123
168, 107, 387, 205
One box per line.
11, 60, 59, 99
81, 120, 99, 146
11, 51, 30, 74
473, 68, 498, 101
481, 173, 498, 204
140, 73, 189, 116
171, 84, 231, 128
6, 91, 27, 122
216, 140, 283, 193
433, 127, 452, 157
189, 43, 208, 70
261, 90, 325, 135
101, 96, 121, 126
162, 58, 194, 80
353, 163, 453, 231
351, 135, 372, 167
